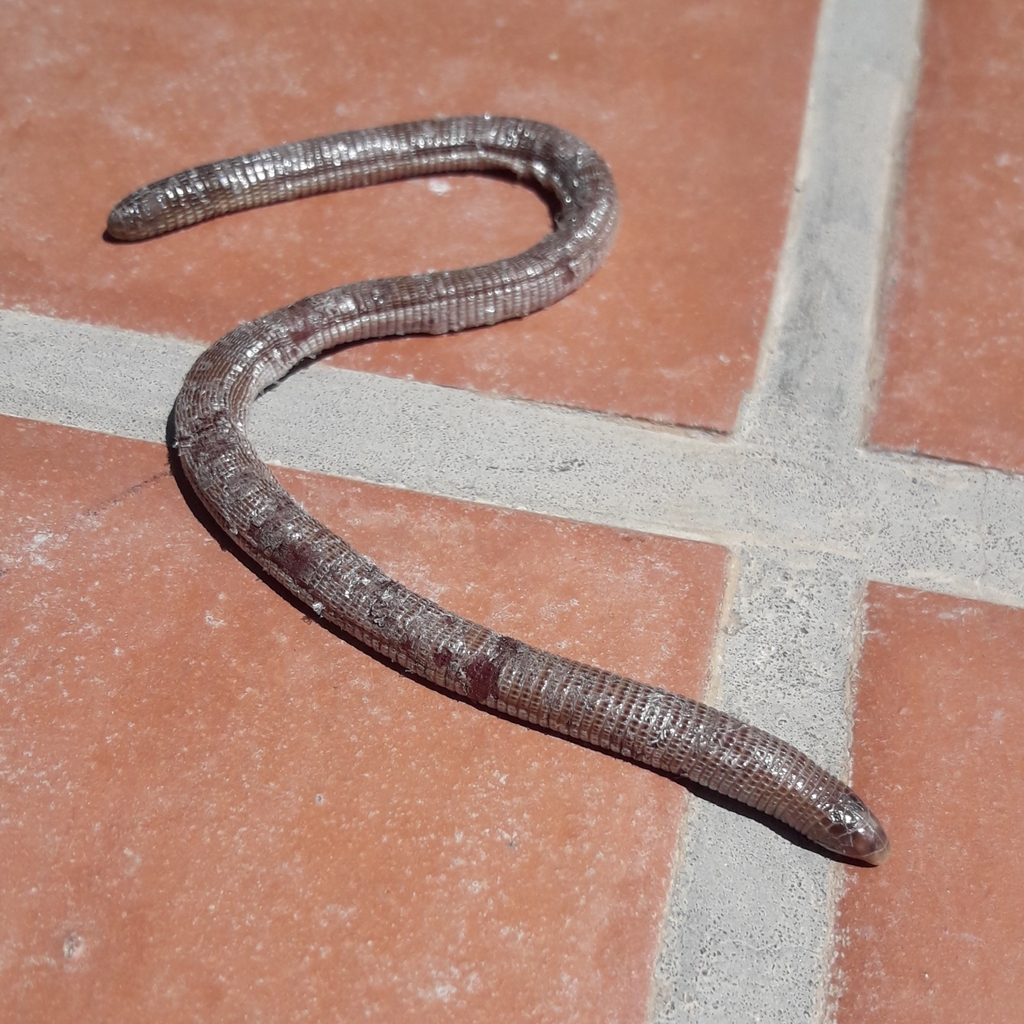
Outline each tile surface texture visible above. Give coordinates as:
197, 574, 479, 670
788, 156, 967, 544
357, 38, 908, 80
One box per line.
0, 0, 817, 429
3, 0, 1024, 1023
835, 586, 1024, 1024
832, 0, 1024, 1017
871, 0, 1024, 471
1, 416, 725, 1022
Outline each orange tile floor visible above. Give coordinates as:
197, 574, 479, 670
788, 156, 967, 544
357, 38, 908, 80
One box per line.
2, 1, 1022, 1022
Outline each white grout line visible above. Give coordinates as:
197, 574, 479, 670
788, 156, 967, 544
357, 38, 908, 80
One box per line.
652, 2, 927, 1021
0, 0, 1011, 1017
4, 308, 1021, 609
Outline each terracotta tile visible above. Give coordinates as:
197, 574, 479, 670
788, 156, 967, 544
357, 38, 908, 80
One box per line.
0, 0, 818, 429
871, 0, 1024, 472
0, 415, 727, 1022
833, 584, 1024, 1023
